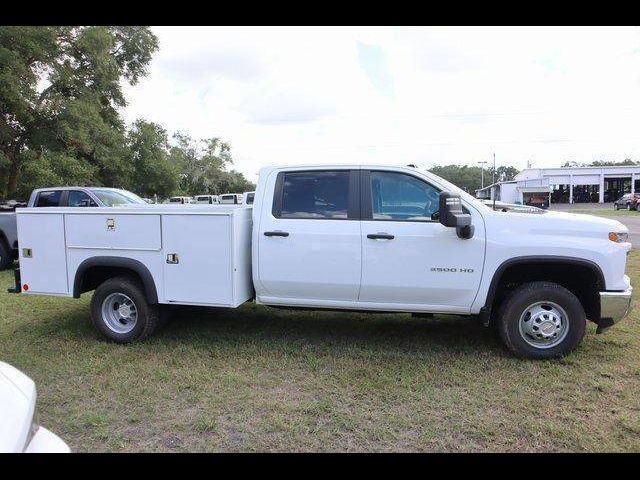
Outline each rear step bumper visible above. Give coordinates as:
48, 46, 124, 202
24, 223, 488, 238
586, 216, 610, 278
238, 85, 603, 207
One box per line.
7, 267, 21, 293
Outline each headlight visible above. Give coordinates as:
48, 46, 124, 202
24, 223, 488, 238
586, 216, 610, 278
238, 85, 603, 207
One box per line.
609, 232, 630, 243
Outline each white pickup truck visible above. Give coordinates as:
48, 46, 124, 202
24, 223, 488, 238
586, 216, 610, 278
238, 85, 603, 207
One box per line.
9, 164, 634, 358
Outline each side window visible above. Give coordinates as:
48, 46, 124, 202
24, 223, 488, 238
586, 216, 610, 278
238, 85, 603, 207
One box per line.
274, 171, 351, 219
68, 190, 97, 207
35, 190, 62, 207
369, 171, 440, 221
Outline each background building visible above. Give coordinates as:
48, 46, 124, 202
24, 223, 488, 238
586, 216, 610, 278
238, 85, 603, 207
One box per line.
476, 165, 640, 205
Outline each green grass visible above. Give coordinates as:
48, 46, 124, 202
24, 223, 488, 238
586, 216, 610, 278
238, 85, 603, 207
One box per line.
1, 256, 640, 452
564, 207, 639, 218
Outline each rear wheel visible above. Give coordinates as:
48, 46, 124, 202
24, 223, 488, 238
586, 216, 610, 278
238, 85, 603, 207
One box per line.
90, 276, 159, 343
0, 241, 11, 271
614, 203, 619, 210
497, 281, 586, 359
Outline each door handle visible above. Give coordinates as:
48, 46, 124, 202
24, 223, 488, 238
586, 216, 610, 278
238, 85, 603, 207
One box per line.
264, 231, 289, 237
367, 233, 394, 240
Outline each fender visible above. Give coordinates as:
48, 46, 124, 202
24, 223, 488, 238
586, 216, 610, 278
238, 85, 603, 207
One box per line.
73, 256, 158, 303
480, 255, 605, 322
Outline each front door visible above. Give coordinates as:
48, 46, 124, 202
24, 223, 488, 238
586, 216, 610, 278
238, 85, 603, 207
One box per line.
358, 169, 485, 311
257, 169, 361, 303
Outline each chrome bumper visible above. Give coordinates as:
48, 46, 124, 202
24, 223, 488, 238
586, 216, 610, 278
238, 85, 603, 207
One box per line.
599, 286, 633, 332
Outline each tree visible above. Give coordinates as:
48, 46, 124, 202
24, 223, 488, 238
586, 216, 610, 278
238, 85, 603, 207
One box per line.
428, 164, 519, 192
0, 26, 158, 198
168, 133, 255, 196
127, 119, 178, 198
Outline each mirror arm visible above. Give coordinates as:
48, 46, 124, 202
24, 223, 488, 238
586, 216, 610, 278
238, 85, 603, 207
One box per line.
456, 224, 474, 239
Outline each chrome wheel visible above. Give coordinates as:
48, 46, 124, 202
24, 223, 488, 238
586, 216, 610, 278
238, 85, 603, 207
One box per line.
101, 293, 138, 334
518, 301, 569, 349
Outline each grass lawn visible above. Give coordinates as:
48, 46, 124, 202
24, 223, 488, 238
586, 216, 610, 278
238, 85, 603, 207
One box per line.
1, 254, 639, 452
562, 207, 639, 218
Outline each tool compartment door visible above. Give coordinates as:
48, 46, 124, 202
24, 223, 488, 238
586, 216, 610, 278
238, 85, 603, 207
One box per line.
162, 214, 234, 305
16, 213, 69, 294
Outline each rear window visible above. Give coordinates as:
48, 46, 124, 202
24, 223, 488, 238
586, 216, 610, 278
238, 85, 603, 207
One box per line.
275, 171, 350, 219
36, 190, 61, 207
245, 193, 255, 205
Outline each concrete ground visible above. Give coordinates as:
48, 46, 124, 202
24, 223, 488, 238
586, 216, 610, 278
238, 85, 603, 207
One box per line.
549, 202, 640, 249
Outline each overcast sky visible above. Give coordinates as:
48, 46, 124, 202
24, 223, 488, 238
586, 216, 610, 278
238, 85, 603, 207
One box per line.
123, 26, 640, 181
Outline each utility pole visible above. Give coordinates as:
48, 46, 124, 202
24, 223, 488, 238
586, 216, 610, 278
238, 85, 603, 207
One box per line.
492, 152, 497, 210
478, 161, 487, 189
492, 152, 496, 184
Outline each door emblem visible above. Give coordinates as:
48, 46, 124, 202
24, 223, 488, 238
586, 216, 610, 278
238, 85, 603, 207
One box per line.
106, 218, 115, 231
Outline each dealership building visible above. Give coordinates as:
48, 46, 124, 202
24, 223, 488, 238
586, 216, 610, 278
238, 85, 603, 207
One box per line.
475, 165, 640, 205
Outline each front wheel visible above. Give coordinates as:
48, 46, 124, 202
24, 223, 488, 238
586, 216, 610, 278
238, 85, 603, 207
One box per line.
90, 276, 159, 343
497, 281, 586, 359
627, 203, 632, 211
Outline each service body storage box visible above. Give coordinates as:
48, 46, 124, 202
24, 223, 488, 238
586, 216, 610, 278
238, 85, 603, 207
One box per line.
16, 205, 254, 307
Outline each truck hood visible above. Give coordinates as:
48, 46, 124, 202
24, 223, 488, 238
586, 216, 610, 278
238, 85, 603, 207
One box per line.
487, 209, 628, 240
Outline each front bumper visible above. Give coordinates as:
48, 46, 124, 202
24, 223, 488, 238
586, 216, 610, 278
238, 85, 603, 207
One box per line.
598, 286, 633, 333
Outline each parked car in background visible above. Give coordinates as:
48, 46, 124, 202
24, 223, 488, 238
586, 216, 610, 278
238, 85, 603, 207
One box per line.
0, 187, 147, 270
243, 191, 255, 205
0, 361, 70, 453
613, 193, 640, 210
168, 196, 193, 204
219, 193, 243, 204
194, 195, 219, 204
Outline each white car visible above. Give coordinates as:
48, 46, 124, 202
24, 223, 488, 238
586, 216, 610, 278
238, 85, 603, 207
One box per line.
194, 195, 219, 205
218, 193, 243, 204
167, 196, 193, 205
0, 362, 69, 453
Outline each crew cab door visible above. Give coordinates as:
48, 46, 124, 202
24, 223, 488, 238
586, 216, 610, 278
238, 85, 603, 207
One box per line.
358, 169, 485, 312
257, 169, 361, 303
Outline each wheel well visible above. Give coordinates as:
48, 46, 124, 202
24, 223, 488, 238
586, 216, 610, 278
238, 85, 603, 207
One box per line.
485, 259, 603, 323
73, 257, 158, 303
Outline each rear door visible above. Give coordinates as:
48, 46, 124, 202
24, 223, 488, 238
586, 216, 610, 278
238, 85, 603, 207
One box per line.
257, 169, 361, 303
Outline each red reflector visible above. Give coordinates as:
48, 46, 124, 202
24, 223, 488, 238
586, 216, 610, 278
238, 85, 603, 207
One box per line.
23, 284, 29, 291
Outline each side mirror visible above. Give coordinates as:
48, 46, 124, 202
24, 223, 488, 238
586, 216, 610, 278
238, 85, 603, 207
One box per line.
438, 192, 474, 239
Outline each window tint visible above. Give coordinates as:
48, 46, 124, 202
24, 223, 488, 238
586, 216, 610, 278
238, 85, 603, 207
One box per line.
68, 190, 96, 207
277, 171, 350, 219
370, 171, 440, 221
36, 190, 61, 207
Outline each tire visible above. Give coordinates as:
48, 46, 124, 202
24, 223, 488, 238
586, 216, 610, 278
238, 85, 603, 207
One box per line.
90, 275, 159, 343
0, 240, 11, 271
497, 281, 586, 359
614, 203, 619, 210
627, 203, 632, 211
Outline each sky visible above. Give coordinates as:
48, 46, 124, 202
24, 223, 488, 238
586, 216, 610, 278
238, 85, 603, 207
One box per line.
123, 26, 640, 182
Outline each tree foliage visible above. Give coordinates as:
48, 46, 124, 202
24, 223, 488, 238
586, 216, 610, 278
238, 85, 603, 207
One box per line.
428, 164, 519, 192
169, 133, 254, 196
0, 26, 255, 201
563, 158, 638, 168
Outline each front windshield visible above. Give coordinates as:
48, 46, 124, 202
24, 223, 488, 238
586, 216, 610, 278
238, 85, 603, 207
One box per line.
91, 189, 146, 207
